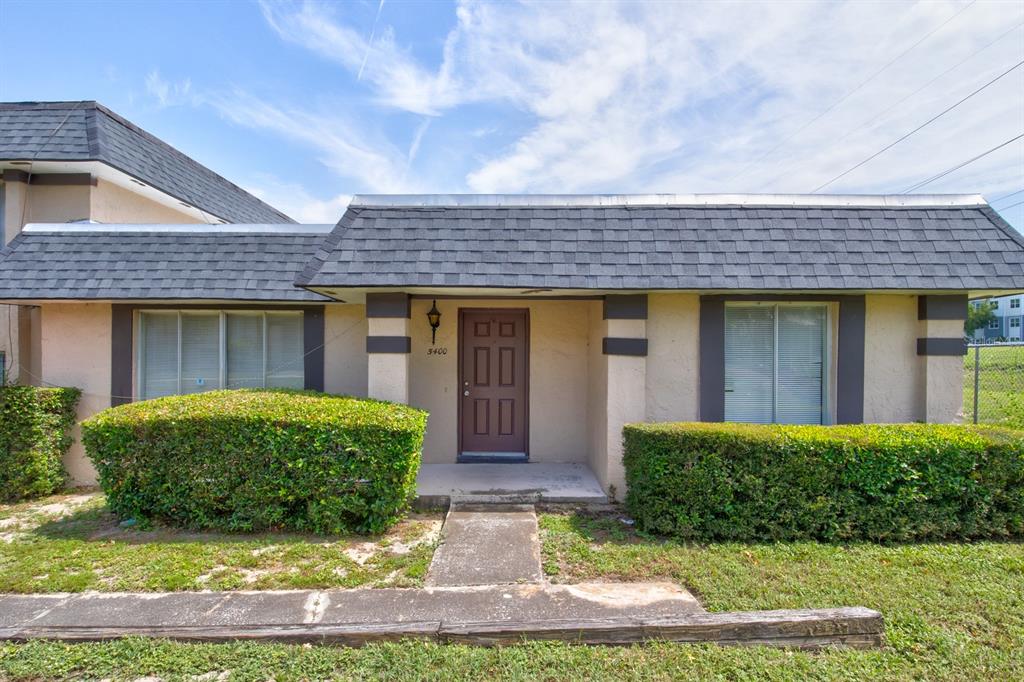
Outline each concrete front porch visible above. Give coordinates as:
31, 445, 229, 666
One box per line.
416, 463, 608, 505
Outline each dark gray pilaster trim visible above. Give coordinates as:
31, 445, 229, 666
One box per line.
918, 294, 967, 320
836, 296, 865, 424
366, 336, 412, 353
698, 297, 726, 422
602, 337, 648, 356
110, 305, 133, 406
917, 337, 967, 356
303, 306, 325, 391
603, 294, 648, 320
366, 292, 411, 318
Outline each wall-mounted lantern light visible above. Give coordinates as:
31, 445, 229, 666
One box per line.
427, 299, 441, 345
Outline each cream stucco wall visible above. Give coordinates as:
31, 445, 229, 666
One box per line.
408, 298, 592, 464
919, 317, 965, 423
90, 179, 201, 224
40, 303, 112, 485
646, 293, 700, 422
324, 304, 368, 396
863, 294, 922, 422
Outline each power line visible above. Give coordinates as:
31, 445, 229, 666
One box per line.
992, 188, 1024, 204
729, 0, 979, 183
999, 198, 1024, 212
755, 19, 1024, 192
810, 59, 1024, 193
902, 133, 1024, 193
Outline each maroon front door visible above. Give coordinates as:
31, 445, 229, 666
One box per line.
459, 309, 529, 458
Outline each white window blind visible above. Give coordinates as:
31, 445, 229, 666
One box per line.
139, 310, 304, 399
266, 312, 305, 389
180, 313, 220, 394
226, 313, 264, 389
776, 306, 826, 424
724, 306, 775, 423
140, 312, 179, 399
724, 304, 828, 425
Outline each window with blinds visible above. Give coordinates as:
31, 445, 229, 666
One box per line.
724, 303, 828, 425
138, 310, 304, 400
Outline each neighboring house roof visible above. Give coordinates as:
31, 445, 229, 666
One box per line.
0, 101, 294, 224
0, 224, 331, 301
297, 194, 1024, 291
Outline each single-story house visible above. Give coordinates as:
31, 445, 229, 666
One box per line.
1, 193, 1022, 494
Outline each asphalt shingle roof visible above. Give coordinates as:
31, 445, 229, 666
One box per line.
0, 229, 329, 301
297, 202, 1024, 290
0, 101, 293, 224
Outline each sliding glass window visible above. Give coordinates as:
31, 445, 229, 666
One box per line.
138, 310, 304, 400
724, 303, 829, 425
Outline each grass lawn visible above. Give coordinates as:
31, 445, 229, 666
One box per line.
2, 509, 1021, 680
963, 344, 1024, 427
0, 492, 441, 592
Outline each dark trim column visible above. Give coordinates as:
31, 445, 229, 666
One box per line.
698, 298, 726, 422
110, 305, 134, 406
303, 306, 325, 391
835, 296, 865, 424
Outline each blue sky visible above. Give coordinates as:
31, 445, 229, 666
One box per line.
1, 0, 1022, 228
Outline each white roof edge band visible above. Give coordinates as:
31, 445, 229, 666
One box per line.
350, 193, 988, 208
22, 223, 335, 234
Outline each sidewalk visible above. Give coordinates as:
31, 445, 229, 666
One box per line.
0, 504, 884, 649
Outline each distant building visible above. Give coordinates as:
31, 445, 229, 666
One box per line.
971, 293, 1024, 342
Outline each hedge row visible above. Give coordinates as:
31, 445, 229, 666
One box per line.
623, 422, 1024, 542
82, 390, 428, 534
0, 386, 81, 501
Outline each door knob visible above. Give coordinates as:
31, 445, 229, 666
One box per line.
463, 390, 470, 396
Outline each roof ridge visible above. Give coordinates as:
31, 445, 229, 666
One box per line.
350, 193, 987, 209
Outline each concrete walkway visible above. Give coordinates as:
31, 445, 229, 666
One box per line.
0, 501, 885, 649
427, 504, 543, 586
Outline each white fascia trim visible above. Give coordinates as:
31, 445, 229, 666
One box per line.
350, 193, 987, 208
22, 223, 334, 234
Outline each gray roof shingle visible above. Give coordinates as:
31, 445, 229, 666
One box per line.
296, 201, 1024, 291
0, 101, 293, 224
0, 228, 329, 301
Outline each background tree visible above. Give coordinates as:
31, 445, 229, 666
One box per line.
965, 300, 997, 336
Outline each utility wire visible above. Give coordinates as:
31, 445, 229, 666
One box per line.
810, 59, 1024, 193
991, 188, 1024, 204
999, 198, 1024, 212
729, 0, 978, 183
901, 133, 1024, 193
755, 19, 1024, 192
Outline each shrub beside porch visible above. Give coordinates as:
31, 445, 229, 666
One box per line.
82, 390, 428, 534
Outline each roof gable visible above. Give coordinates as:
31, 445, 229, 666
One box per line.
0, 101, 293, 224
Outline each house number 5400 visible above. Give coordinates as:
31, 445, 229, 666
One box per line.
427, 347, 448, 355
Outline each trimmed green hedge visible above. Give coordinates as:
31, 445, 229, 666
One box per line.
0, 386, 81, 501
623, 423, 1024, 542
82, 390, 428, 534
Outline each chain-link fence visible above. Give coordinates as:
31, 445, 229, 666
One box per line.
964, 342, 1024, 427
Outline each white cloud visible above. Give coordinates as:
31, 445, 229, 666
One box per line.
245, 176, 352, 223
145, 69, 194, 108
245, 0, 1023, 220
209, 90, 421, 193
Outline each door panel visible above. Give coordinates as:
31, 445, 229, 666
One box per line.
460, 310, 528, 455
